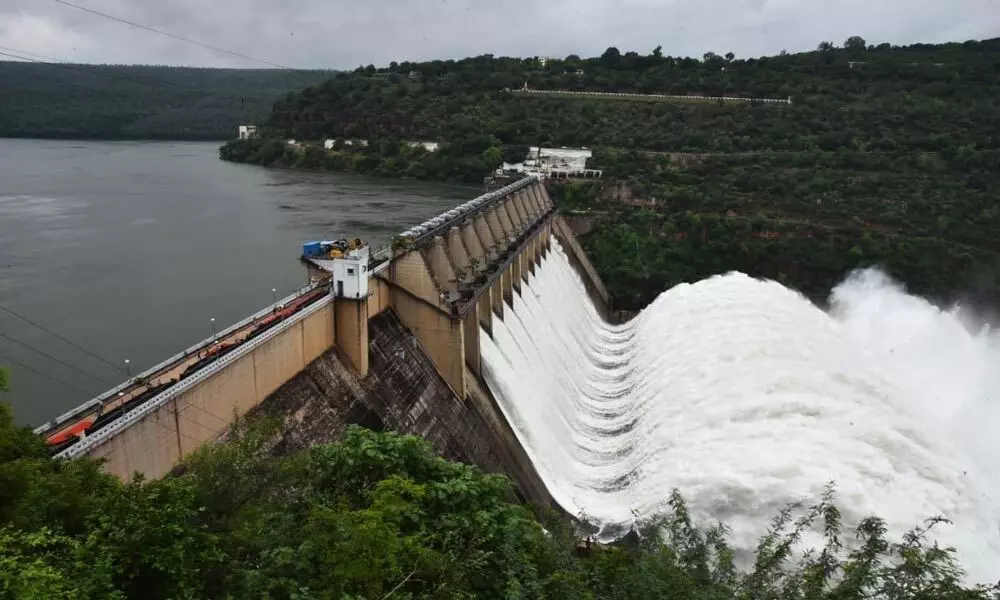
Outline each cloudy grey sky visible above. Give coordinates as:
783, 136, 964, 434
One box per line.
1, 0, 998, 69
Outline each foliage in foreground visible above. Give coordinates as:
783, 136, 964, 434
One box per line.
0, 401, 996, 599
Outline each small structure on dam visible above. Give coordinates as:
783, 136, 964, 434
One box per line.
34, 175, 612, 508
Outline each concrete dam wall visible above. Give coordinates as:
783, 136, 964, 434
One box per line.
73, 297, 332, 477
55, 176, 612, 510
255, 309, 551, 506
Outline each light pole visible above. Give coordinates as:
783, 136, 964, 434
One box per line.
124, 359, 131, 378
272, 288, 278, 311
210, 317, 217, 338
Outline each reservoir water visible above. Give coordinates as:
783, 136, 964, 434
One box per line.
0, 139, 474, 425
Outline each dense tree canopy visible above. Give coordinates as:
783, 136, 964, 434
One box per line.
219, 137, 510, 183
0, 63, 332, 140
0, 399, 996, 599
248, 38, 999, 155
569, 147, 1000, 310
219, 37, 1000, 309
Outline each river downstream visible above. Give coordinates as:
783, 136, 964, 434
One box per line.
0, 139, 475, 425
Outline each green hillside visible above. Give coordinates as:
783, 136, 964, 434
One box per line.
221, 38, 1000, 309
258, 38, 999, 153
0, 62, 333, 140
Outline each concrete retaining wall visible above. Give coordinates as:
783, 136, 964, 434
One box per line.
390, 290, 466, 398
552, 214, 612, 315
254, 309, 554, 509
86, 302, 335, 479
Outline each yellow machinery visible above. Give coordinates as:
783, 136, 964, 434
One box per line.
323, 238, 365, 259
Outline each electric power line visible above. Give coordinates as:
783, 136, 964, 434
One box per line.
50, 0, 297, 70
0, 45, 60, 62
0, 353, 98, 398
0, 331, 117, 387
0, 302, 124, 373
0, 304, 246, 443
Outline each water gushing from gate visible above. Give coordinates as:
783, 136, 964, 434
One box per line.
481, 241, 1000, 581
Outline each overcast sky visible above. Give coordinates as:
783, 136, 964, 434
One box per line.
1, 0, 998, 69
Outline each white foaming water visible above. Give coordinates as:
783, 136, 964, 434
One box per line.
481, 241, 1000, 582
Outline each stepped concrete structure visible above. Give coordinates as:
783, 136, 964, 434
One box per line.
37, 176, 610, 507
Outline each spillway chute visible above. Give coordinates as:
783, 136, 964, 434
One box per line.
480, 239, 1000, 583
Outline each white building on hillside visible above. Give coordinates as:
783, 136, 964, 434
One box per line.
529, 146, 591, 171
406, 141, 439, 152
238, 125, 258, 140
499, 146, 600, 179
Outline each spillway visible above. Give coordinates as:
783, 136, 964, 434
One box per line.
481, 240, 1000, 581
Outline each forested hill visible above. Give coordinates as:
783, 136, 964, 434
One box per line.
226, 38, 1000, 311
263, 37, 1000, 153
0, 62, 332, 140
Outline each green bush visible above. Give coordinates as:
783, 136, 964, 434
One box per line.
0, 399, 995, 599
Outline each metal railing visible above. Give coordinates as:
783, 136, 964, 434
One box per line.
34, 279, 329, 437
56, 293, 333, 459
395, 175, 538, 250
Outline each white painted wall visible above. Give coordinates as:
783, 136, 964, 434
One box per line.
238, 125, 257, 140
529, 147, 592, 171
332, 247, 370, 299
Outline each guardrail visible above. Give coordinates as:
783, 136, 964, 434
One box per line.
396, 175, 537, 249
35, 279, 329, 437
57, 293, 333, 459
506, 88, 792, 105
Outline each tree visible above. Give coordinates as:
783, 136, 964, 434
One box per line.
482, 146, 503, 171
0, 367, 7, 392
725, 51, 735, 62
1, 410, 997, 599
652, 45, 663, 58
818, 41, 836, 51
845, 36, 867, 50
600, 46, 621, 65
299, 145, 325, 168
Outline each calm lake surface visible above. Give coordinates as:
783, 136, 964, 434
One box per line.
0, 139, 476, 425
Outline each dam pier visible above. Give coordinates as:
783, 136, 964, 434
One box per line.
35, 175, 611, 507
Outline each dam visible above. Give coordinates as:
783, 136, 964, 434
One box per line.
31, 173, 1000, 580
34, 175, 607, 508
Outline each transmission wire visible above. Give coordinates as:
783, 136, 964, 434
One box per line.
50, 0, 297, 70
